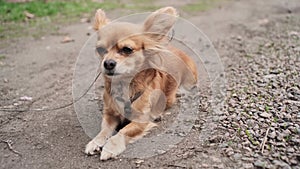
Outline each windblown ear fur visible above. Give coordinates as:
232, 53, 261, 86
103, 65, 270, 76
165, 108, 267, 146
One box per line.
143, 7, 178, 41
93, 9, 109, 31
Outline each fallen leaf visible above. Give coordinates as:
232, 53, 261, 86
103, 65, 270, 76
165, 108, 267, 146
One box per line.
80, 18, 91, 23
61, 36, 74, 43
20, 96, 33, 101
24, 11, 35, 19
258, 18, 269, 25
135, 159, 144, 164
289, 31, 299, 38
259, 112, 272, 118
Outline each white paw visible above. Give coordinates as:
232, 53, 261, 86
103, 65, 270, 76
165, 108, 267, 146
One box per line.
100, 148, 117, 160
85, 140, 102, 155
100, 133, 126, 160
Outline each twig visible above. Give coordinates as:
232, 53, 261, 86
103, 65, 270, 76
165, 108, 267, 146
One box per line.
260, 127, 270, 154
283, 100, 300, 104
167, 164, 186, 169
1, 139, 22, 156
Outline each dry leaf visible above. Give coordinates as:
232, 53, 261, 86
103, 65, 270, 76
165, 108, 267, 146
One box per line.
135, 159, 144, 164
61, 36, 74, 43
20, 96, 33, 101
80, 18, 91, 23
24, 11, 35, 19
258, 18, 269, 25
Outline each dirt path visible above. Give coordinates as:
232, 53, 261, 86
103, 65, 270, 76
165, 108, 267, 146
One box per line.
1, 0, 300, 168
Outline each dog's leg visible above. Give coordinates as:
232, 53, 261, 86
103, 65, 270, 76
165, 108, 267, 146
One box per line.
100, 89, 163, 160
100, 121, 156, 160
85, 113, 119, 155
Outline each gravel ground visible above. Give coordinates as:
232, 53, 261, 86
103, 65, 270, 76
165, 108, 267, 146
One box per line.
213, 13, 300, 168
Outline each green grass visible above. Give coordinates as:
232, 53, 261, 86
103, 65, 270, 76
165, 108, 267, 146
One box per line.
0, 0, 125, 41
237, 128, 241, 135
285, 135, 291, 142
0, 0, 161, 43
126, 0, 159, 11
265, 105, 270, 112
273, 117, 278, 123
245, 129, 259, 146
0, 0, 227, 44
0, 0, 121, 23
0, 55, 6, 60
182, 0, 226, 12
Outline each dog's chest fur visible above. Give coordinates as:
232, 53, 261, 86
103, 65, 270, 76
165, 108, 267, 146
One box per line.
103, 68, 177, 117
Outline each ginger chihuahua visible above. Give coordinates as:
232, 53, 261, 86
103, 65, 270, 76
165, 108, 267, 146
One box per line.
85, 7, 197, 160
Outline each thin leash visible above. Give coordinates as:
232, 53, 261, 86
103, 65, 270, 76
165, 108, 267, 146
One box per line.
0, 72, 102, 113
169, 29, 175, 42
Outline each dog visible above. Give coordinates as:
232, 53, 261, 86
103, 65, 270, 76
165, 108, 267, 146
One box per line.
85, 7, 198, 160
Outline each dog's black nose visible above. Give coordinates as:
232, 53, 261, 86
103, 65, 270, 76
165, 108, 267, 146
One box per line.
104, 59, 116, 70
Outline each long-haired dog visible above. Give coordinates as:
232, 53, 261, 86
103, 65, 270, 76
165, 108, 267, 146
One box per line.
85, 7, 198, 160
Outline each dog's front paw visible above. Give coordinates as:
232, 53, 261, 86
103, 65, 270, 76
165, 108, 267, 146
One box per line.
85, 140, 102, 155
100, 133, 126, 160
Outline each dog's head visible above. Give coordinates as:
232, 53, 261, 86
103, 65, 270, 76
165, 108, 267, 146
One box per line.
93, 7, 178, 77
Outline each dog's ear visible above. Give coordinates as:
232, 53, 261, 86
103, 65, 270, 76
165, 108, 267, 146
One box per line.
93, 9, 109, 31
143, 7, 178, 41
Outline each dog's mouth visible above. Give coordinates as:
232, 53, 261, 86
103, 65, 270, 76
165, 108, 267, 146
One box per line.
106, 72, 114, 76
104, 70, 120, 77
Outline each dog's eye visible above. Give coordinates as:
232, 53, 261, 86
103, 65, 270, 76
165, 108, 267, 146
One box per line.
96, 46, 107, 56
119, 46, 133, 55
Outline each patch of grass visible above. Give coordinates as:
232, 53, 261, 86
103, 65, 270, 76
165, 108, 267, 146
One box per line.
265, 105, 270, 112
237, 128, 241, 135
127, 0, 159, 11
285, 135, 291, 142
244, 54, 253, 58
245, 129, 259, 146
283, 123, 287, 129
0, 0, 121, 23
258, 94, 263, 101
0, 0, 160, 43
267, 144, 271, 151
0, 0, 123, 41
181, 0, 226, 13
0, 55, 6, 60
241, 111, 252, 118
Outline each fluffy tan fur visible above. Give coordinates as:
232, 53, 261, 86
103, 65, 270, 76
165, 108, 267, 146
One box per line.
85, 7, 198, 160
